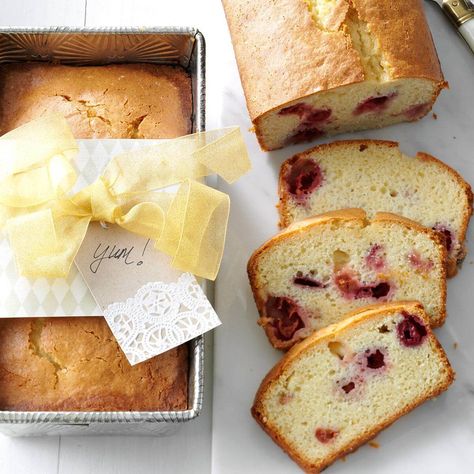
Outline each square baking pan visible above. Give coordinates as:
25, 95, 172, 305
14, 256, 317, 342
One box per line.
0, 26, 206, 436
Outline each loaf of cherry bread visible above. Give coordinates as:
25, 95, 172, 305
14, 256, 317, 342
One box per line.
252, 301, 454, 473
221, 0, 446, 151
278, 140, 473, 276
247, 209, 447, 350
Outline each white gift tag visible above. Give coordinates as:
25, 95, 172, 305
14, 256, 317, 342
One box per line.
75, 222, 221, 365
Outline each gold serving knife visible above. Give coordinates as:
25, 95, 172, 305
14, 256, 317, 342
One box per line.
429, 0, 474, 52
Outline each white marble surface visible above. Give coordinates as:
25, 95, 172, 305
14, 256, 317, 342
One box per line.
213, 2, 474, 474
0, 0, 473, 473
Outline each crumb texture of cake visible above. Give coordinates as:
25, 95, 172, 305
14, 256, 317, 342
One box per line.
222, 0, 446, 150
0, 63, 192, 138
278, 140, 473, 276
252, 301, 454, 473
0, 317, 188, 411
247, 209, 446, 350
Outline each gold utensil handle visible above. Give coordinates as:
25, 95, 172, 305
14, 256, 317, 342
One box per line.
442, 0, 474, 26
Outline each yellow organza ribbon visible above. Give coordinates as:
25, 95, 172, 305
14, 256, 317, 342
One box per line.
0, 115, 251, 280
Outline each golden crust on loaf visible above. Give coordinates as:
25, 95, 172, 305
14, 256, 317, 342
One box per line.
349, 0, 443, 81
0, 317, 188, 411
0, 63, 192, 138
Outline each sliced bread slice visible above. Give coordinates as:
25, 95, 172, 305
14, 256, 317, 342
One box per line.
252, 301, 454, 473
278, 140, 472, 276
247, 209, 446, 350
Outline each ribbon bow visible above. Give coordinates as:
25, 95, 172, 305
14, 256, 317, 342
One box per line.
0, 115, 251, 280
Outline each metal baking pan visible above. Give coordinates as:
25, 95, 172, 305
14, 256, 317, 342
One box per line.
0, 26, 206, 436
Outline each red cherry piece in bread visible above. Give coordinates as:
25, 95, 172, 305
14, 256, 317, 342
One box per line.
335, 271, 391, 300
366, 244, 385, 271
265, 296, 305, 342
341, 381, 355, 393
279, 103, 331, 145
397, 313, 428, 347
354, 93, 397, 115
366, 349, 385, 369
287, 127, 324, 145
408, 251, 434, 273
369, 282, 390, 299
279, 103, 331, 123
432, 224, 453, 252
404, 102, 431, 120
334, 270, 361, 298
286, 157, 323, 201
354, 286, 373, 299
315, 428, 338, 444
293, 272, 326, 288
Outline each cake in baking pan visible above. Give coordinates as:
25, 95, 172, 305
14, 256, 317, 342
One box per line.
252, 301, 454, 473
0, 317, 188, 411
0, 62, 194, 411
278, 140, 473, 276
0, 63, 192, 138
222, 0, 446, 150
247, 209, 446, 350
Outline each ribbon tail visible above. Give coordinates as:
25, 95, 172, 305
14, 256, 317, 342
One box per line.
192, 127, 252, 184
156, 179, 230, 280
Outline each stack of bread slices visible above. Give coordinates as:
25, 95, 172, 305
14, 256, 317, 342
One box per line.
247, 140, 472, 472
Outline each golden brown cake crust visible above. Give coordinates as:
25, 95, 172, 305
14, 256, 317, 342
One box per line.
277, 140, 473, 277
0, 317, 188, 411
222, 0, 363, 121
222, 0, 445, 123
350, 0, 444, 82
0, 63, 192, 138
251, 301, 455, 473
247, 209, 448, 350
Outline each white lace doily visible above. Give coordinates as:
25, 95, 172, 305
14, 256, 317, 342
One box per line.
103, 273, 220, 365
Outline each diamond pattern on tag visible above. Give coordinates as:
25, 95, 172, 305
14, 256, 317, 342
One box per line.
103, 273, 221, 365
0, 235, 101, 316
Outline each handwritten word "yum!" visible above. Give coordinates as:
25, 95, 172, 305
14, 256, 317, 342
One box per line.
89, 240, 150, 274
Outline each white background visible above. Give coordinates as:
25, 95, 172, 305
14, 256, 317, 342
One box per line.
1, 1, 474, 474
